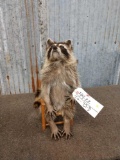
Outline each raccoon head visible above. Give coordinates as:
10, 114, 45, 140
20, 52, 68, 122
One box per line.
46, 39, 73, 62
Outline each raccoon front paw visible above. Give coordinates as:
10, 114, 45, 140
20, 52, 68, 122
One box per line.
51, 129, 62, 140
47, 108, 57, 120
62, 130, 73, 139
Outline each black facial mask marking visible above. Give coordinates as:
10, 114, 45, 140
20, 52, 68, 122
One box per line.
48, 45, 70, 60
59, 46, 69, 58
47, 47, 52, 59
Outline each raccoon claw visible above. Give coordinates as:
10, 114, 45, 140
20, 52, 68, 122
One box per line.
62, 130, 73, 139
51, 129, 62, 140
47, 109, 57, 120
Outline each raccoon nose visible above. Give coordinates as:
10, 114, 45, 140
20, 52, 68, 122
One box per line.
52, 45, 57, 50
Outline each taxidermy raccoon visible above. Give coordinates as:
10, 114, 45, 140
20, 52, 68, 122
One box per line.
34, 39, 80, 140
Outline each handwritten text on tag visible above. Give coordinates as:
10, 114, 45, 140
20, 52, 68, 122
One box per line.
72, 88, 104, 118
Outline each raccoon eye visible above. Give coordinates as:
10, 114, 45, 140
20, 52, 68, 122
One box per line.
59, 46, 69, 59
59, 45, 64, 49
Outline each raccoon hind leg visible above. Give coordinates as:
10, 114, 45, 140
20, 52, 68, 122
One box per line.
46, 111, 62, 140
62, 97, 75, 139
48, 120, 62, 140
62, 116, 73, 139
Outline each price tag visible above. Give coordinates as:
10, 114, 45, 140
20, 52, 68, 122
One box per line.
72, 88, 104, 118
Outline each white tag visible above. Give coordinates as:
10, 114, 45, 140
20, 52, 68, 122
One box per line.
72, 88, 104, 118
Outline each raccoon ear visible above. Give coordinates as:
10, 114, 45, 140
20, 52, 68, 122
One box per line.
47, 38, 54, 47
65, 40, 72, 48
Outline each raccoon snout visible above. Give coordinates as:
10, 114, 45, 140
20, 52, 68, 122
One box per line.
52, 45, 57, 51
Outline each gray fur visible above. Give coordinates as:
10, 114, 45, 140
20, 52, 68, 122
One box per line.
34, 39, 81, 140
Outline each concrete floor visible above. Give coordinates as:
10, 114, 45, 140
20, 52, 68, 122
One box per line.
0, 85, 120, 160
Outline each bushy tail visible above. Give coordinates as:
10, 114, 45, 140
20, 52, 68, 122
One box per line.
33, 89, 41, 108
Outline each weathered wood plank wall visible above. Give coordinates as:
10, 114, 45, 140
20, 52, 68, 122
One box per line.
0, 0, 120, 95
46, 0, 120, 87
0, 0, 41, 94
